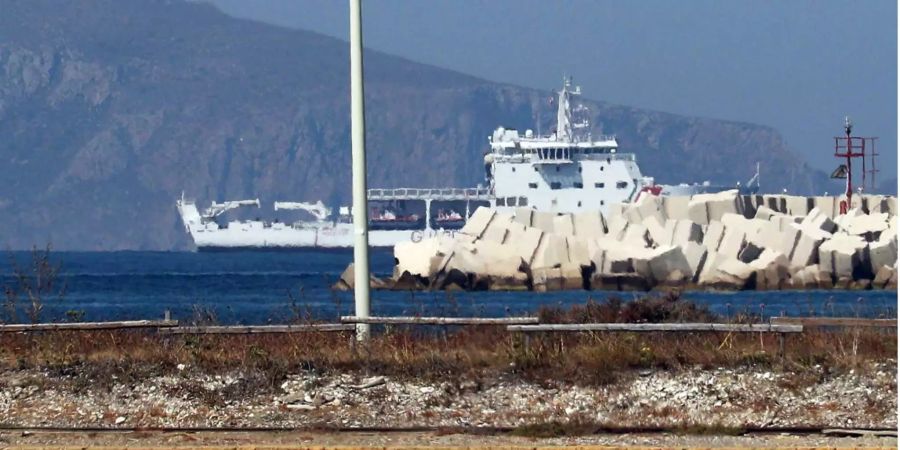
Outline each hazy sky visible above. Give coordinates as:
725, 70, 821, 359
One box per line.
208, 0, 898, 185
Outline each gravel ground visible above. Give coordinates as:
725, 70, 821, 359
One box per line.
1, 430, 896, 448
0, 360, 894, 430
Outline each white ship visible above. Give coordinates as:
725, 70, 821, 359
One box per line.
177, 78, 757, 251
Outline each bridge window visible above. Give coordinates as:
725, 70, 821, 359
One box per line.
528, 182, 538, 189
616, 181, 628, 189
550, 182, 562, 190
497, 198, 506, 206
574, 182, 583, 188
518, 197, 528, 206
506, 197, 516, 206
595, 182, 605, 188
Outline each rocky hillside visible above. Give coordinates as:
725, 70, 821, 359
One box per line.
0, 0, 829, 250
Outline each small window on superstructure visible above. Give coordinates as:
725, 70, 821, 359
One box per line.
574, 182, 583, 188
512, 167, 516, 172
555, 166, 560, 172
550, 182, 561, 190
528, 182, 538, 189
600, 166, 605, 171
595, 182, 605, 188
507, 197, 516, 206
607, 158, 611, 163
578, 166, 582, 173
497, 197, 506, 206
577, 201, 582, 207
534, 166, 539, 172
616, 181, 628, 189
518, 197, 528, 206
601, 200, 605, 206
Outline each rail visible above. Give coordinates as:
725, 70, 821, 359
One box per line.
341, 316, 539, 325
158, 324, 354, 335
507, 323, 802, 333
770, 316, 896, 329
0, 319, 178, 332
367, 187, 492, 201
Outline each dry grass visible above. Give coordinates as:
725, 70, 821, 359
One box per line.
0, 296, 893, 392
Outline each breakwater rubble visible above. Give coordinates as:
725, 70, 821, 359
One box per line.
341, 191, 898, 292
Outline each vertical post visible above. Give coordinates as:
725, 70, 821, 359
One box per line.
350, 0, 370, 341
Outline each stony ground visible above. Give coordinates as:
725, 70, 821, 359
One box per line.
0, 361, 894, 430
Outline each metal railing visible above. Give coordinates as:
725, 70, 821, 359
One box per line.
367, 187, 492, 201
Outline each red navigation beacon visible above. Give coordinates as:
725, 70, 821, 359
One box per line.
832, 117, 878, 214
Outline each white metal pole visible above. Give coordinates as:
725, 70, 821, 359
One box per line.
349, 0, 370, 341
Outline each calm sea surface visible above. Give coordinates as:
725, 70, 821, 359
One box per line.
0, 250, 895, 324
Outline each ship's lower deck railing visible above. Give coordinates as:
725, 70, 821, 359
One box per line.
367, 187, 493, 201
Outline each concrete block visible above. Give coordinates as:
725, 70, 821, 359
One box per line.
770, 215, 803, 232
669, 219, 703, 246
560, 262, 585, 290
887, 197, 897, 216
573, 210, 607, 238
566, 236, 592, 267
552, 213, 576, 236
868, 239, 897, 274
843, 212, 889, 237
605, 214, 630, 241
818, 233, 868, 279
532, 233, 569, 269
862, 195, 885, 214
706, 190, 742, 222
754, 206, 781, 220
702, 221, 726, 252
394, 238, 443, 278
532, 211, 556, 233
784, 195, 812, 216
606, 202, 626, 220
681, 241, 708, 281
698, 252, 752, 289
644, 216, 671, 247
460, 206, 495, 238
532, 267, 563, 292
686, 198, 710, 225
662, 196, 691, 220
746, 220, 780, 250
800, 207, 837, 234
482, 214, 512, 244
789, 224, 829, 268
737, 241, 764, 263
763, 195, 787, 214
873, 265, 896, 289
749, 249, 790, 290
717, 228, 747, 259
514, 207, 534, 227
634, 194, 665, 223
509, 226, 544, 266
645, 245, 693, 283
812, 196, 837, 219
622, 223, 650, 247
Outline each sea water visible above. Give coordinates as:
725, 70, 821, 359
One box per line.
0, 250, 895, 324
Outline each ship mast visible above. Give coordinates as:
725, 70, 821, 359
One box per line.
349, 0, 370, 340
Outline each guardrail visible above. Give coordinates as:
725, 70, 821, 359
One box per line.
770, 316, 896, 329
341, 316, 539, 325
0, 319, 178, 332
158, 324, 354, 335
507, 323, 802, 333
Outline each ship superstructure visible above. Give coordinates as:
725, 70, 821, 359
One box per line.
177, 78, 756, 251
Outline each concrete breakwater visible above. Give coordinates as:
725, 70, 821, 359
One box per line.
341, 191, 897, 292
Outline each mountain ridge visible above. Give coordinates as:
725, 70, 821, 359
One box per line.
0, 0, 832, 250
